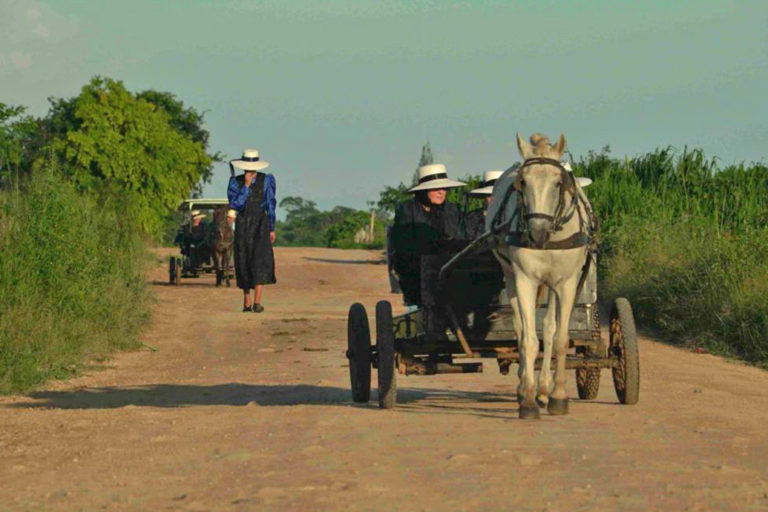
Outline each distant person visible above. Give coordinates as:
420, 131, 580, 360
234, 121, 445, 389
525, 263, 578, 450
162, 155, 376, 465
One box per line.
189, 211, 211, 267
174, 210, 210, 270
227, 149, 277, 312
464, 169, 504, 239
390, 163, 466, 305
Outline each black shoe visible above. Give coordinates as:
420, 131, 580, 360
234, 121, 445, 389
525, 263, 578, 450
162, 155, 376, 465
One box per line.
252, 304, 264, 313
242, 305, 253, 312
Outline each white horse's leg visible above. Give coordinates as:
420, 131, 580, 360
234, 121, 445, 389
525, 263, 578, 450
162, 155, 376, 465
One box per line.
548, 275, 579, 415
514, 271, 541, 419
537, 288, 556, 406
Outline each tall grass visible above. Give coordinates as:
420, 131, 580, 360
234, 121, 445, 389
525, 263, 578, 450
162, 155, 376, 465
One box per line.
575, 148, 768, 366
0, 168, 149, 393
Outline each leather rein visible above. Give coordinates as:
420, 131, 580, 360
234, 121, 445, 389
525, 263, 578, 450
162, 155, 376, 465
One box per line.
505, 157, 593, 250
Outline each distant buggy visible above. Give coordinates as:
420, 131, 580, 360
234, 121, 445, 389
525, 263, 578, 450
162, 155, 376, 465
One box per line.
169, 199, 235, 286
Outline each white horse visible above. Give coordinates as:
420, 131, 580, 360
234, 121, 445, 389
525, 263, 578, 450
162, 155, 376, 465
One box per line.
490, 133, 594, 419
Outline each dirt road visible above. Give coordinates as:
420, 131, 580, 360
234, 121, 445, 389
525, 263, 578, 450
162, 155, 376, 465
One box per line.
2, 247, 768, 511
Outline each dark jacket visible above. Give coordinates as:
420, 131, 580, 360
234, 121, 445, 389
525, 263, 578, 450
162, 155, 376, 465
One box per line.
464, 208, 486, 240
390, 199, 461, 305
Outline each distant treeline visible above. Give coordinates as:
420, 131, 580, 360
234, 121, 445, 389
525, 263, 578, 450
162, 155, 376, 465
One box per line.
0, 77, 217, 392
274, 142, 483, 249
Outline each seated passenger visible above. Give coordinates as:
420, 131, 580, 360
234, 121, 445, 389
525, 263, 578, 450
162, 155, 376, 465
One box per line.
179, 211, 210, 269
464, 169, 504, 239
391, 164, 466, 305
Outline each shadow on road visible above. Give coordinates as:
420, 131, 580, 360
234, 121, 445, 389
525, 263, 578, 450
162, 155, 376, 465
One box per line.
303, 257, 386, 265
150, 280, 217, 287
8, 383, 520, 415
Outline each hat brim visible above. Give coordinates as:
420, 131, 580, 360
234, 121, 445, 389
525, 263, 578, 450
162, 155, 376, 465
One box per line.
469, 186, 495, 196
232, 160, 270, 171
407, 178, 466, 193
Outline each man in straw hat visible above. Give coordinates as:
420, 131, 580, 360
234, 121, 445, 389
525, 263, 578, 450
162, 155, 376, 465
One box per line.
175, 210, 210, 272
390, 163, 466, 306
227, 149, 277, 312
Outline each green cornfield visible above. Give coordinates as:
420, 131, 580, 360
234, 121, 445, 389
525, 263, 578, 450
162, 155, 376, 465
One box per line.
575, 147, 768, 366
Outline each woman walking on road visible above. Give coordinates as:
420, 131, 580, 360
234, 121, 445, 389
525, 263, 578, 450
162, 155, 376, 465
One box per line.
227, 149, 277, 312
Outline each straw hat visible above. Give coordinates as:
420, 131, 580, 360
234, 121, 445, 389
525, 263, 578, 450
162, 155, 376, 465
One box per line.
562, 162, 592, 188
231, 149, 270, 171
190, 209, 202, 217
227, 209, 237, 219
469, 170, 504, 196
407, 164, 466, 193
192, 212, 207, 221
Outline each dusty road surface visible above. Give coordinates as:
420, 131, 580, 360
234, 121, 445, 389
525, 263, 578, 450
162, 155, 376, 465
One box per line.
2, 247, 768, 511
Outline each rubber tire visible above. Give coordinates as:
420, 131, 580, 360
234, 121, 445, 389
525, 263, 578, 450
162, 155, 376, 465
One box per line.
169, 257, 176, 284
576, 307, 602, 400
347, 303, 372, 403
376, 300, 397, 410
173, 258, 181, 286
611, 298, 640, 405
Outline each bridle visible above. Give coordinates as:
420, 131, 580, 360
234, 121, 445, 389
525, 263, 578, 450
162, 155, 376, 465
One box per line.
513, 157, 580, 235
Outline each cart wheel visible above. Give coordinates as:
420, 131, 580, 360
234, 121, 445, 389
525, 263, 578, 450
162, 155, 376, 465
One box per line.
376, 300, 397, 409
576, 306, 602, 400
610, 298, 640, 404
347, 303, 372, 403
173, 258, 181, 286
169, 257, 176, 284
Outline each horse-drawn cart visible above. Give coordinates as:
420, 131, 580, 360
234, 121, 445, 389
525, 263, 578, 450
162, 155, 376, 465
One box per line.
346, 242, 640, 410
170, 199, 235, 286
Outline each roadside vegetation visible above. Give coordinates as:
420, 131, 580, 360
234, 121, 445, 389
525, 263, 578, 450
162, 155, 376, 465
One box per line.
0, 78, 217, 392
576, 147, 768, 366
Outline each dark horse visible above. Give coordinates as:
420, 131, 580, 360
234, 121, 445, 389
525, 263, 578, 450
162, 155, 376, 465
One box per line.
211, 207, 234, 287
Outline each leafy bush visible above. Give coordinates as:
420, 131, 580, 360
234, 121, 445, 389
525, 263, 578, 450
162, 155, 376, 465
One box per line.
577, 148, 768, 366
0, 168, 149, 392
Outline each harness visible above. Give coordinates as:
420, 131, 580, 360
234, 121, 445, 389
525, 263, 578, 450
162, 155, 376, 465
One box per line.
491, 157, 597, 251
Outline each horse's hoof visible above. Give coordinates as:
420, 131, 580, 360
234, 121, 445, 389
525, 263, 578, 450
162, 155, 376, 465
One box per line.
535, 395, 549, 408
547, 397, 569, 416
519, 403, 540, 420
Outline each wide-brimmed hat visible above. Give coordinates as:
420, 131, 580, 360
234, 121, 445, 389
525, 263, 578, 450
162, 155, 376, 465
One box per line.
407, 164, 466, 193
231, 149, 270, 171
562, 162, 592, 188
469, 170, 504, 196
192, 212, 207, 221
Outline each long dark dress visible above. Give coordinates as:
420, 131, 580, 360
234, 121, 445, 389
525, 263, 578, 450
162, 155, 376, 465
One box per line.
233, 173, 276, 289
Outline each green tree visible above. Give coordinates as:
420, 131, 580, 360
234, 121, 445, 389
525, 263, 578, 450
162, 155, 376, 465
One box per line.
0, 104, 43, 186
412, 140, 434, 185
137, 89, 222, 188
376, 182, 409, 216
45, 77, 213, 235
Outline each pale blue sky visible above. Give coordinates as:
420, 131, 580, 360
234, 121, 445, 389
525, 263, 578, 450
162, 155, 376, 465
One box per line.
2, 0, 766, 213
